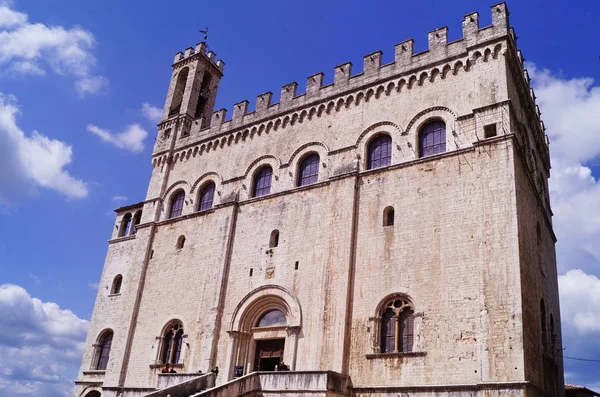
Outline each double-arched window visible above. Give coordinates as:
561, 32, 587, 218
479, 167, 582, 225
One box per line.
253, 166, 273, 197
95, 330, 113, 370
419, 120, 446, 158
161, 322, 184, 365
298, 154, 320, 186
367, 134, 392, 170
379, 298, 414, 353
169, 190, 185, 218
198, 182, 215, 211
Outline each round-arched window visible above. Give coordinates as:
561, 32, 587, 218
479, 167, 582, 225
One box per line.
256, 310, 286, 327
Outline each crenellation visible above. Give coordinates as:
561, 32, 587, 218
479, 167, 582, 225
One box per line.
232, 100, 249, 123
211, 109, 227, 129
174, 51, 184, 63
280, 82, 298, 104
462, 12, 480, 45
491, 2, 509, 31
195, 42, 207, 55
256, 92, 273, 113
363, 51, 382, 74
394, 39, 414, 66
334, 62, 352, 85
428, 27, 449, 53
184, 47, 195, 57
207, 51, 217, 63
306, 72, 324, 96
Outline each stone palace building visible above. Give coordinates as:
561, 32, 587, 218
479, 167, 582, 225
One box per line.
74, 3, 564, 396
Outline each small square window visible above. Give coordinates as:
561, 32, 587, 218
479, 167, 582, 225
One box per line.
484, 124, 497, 138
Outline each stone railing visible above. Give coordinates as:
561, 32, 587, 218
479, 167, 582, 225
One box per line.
142, 373, 215, 397
191, 371, 352, 397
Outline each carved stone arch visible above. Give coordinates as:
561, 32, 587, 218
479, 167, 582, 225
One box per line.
407, 75, 417, 89
441, 64, 452, 79
299, 110, 308, 122
162, 180, 190, 202
365, 88, 375, 102
190, 172, 222, 194
227, 135, 234, 146
152, 158, 158, 167
220, 137, 227, 148
397, 78, 407, 92
405, 106, 458, 134
200, 143, 206, 153
308, 107, 317, 120
286, 141, 330, 167
484, 48, 492, 61
472, 51, 482, 63
464, 59, 472, 72
290, 113, 298, 125
229, 285, 302, 332
493, 43, 503, 59
345, 95, 354, 108
274, 119, 282, 130
453, 60, 464, 75
336, 98, 345, 111
418, 72, 428, 85
243, 129, 249, 140
282, 115, 290, 128
159, 318, 187, 337
375, 85, 385, 99
79, 386, 102, 397
355, 121, 403, 148
429, 68, 440, 82
243, 154, 282, 180
250, 127, 257, 139
386, 82, 395, 95
326, 101, 335, 114
355, 91, 365, 105
266, 121, 274, 133
193, 146, 199, 156
186, 149, 192, 159
317, 104, 326, 117
375, 292, 415, 316
173, 153, 180, 162
206, 141, 213, 151
258, 124, 265, 134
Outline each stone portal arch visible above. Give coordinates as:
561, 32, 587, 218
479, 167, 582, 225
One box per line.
225, 285, 302, 379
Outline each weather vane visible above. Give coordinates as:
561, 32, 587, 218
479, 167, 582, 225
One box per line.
199, 27, 209, 45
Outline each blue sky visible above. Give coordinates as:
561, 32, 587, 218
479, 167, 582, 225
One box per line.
0, 0, 599, 395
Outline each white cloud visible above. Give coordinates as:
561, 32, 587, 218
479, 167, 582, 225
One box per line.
0, 93, 88, 206
75, 76, 108, 97
111, 195, 128, 203
0, 3, 106, 95
87, 282, 99, 290
141, 102, 162, 123
87, 124, 148, 153
530, 65, 600, 387
0, 284, 88, 397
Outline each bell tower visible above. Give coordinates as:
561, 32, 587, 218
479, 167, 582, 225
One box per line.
162, 42, 225, 129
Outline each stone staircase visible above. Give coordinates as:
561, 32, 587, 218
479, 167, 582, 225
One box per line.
147, 371, 352, 397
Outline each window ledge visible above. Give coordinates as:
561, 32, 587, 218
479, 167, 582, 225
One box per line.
82, 370, 106, 375
149, 363, 184, 369
365, 351, 426, 359
108, 235, 136, 244
108, 293, 121, 298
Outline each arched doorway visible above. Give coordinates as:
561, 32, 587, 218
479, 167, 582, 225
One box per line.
84, 390, 101, 397
226, 285, 302, 380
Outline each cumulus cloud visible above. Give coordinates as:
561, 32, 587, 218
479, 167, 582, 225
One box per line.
141, 102, 162, 123
0, 284, 88, 397
0, 3, 106, 95
87, 124, 148, 153
0, 93, 88, 206
111, 195, 128, 203
529, 64, 600, 387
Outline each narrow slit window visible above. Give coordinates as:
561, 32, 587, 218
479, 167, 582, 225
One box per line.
176, 235, 186, 249
383, 206, 395, 227
269, 230, 279, 248
111, 275, 123, 294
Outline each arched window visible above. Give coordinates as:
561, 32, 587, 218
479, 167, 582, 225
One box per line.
195, 73, 212, 118
96, 331, 113, 370
419, 120, 446, 158
131, 211, 142, 235
111, 275, 123, 294
176, 235, 186, 249
253, 166, 273, 197
298, 153, 320, 186
383, 206, 394, 227
256, 310, 287, 327
367, 134, 392, 170
161, 322, 184, 364
379, 298, 414, 353
169, 67, 189, 116
198, 182, 215, 211
169, 190, 185, 218
119, 213, 132, 237
84, 391, 101, 397
541, 300, 548, 353
269, 230, 279, 248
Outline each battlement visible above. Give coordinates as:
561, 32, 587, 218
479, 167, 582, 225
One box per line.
173, 41, 225, 73
155, 2, 515, 156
